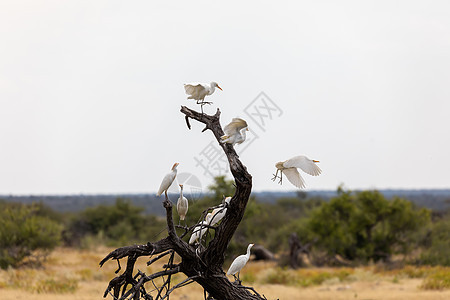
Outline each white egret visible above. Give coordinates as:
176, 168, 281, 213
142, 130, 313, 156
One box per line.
209, 197, 231, 226
226, 243, 254, 281
156, 163, 179, 199
177, 184, 189, 225
184, 82, 222, 113
272, 155, 321, 189
189, 213, 212, 245
220, 118, 249, 146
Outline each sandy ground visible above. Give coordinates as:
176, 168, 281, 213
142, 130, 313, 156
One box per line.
0, 248, 449, 300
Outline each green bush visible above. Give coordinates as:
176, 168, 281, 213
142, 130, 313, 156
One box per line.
65, 198, 167, 247
419, 218, 450, 266
306, 190, 430, 263
0, 202, 62, 269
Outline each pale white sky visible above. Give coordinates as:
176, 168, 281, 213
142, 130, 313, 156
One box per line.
1, 0, 449, 194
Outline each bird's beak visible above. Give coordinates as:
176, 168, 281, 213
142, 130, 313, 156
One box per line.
179, 184, 183, 188
313, 160, 320, 163
217, 85, 223, 91
246, 128, 249, 131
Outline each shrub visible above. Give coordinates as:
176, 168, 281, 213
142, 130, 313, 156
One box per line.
0, 202, 62, 269
421, 269, 450, 290
419, 218, 450, 266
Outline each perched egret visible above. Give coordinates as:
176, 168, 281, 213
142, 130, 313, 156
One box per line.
272, 155, 321, 189
209, 197, 231, 226
226, 243, 254, 281
220, 118, 249, 146
156, 163, 179, 199
189, 214, 212, 245
184, 82, 222, 113
177, 184, 189, 225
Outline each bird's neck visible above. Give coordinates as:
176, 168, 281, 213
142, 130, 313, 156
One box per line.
208, 85, 215, 95
180, 187, 183, 199
241, 129, 247, 139
246, 246, 252, 257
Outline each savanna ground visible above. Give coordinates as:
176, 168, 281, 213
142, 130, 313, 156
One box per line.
0, 247, 449, 300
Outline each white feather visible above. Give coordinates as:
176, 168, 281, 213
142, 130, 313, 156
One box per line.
221, 118, 249, 146
156, 163, 178, 196
184, 82, 221, 101
282, 168, 306, 189
226, 244, 254, 276
283, 155, 322, 176
177, 185, 188, 221
189, 214, 212, 245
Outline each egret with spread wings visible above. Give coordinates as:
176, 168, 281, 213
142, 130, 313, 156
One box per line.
184, 82, 222, 113
220, 118, 249, 146
272, 155, 321, 189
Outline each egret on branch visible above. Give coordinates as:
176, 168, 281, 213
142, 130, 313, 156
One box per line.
226, 243, 254, 282
272, 155, 321, 189
220, 118, 249, 146
209, 196, 231, 226
189, 214, 212, 245
184, 82, 222, 113
156, 163, 179, 200
177, 184, 188, 225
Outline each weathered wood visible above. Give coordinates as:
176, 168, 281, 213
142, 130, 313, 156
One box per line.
100, 106, 265, 300
252, 245, 275, 261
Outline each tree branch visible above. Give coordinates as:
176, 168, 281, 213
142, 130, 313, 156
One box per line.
101, 106, 264, 300
180, 105, 252, 267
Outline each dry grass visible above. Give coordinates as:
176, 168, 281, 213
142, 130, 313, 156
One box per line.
0, 247, 449, 299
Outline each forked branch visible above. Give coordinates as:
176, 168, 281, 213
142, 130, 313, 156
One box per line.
100, 106, 265, 300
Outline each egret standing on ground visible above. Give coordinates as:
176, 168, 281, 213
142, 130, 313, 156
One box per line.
184, 82, 222, 113
156, 163, 179, 200
226, 243, 254, 282
177, 184, 189, 225
220, 118, 249, 146
272, 155, 321, 189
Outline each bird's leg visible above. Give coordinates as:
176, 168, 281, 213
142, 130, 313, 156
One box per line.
271, 169, 279, 182
164, 190, 169, 201
278, 171, 283, 185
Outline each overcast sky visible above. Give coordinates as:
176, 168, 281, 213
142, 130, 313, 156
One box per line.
1, 0, 449, 195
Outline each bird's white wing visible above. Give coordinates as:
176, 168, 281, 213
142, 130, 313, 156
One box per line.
282, 168, 306, 189
227, 255, 247, 275
223, 118, 248, 136
209, 207, 227, 226
283, 156, 322, 176
184, 83, 207, 97
156, 172, 176, 196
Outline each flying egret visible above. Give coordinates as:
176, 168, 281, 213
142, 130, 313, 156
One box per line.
272, 155, 321, 189
189, 213, 212, 245
184, 82, 222, 113
209, 197, 231, 226
156, 163, 179, 200
220, 118, 249, 146
226, 243, 254, 281
177, 184, 189, 225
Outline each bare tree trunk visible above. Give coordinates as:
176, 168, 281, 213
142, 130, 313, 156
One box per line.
288, 233, 314, 269
100, 106, 269, 300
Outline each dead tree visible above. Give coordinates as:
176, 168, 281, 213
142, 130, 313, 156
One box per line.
100, 106, 269, 300
288, 233, 313, 269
